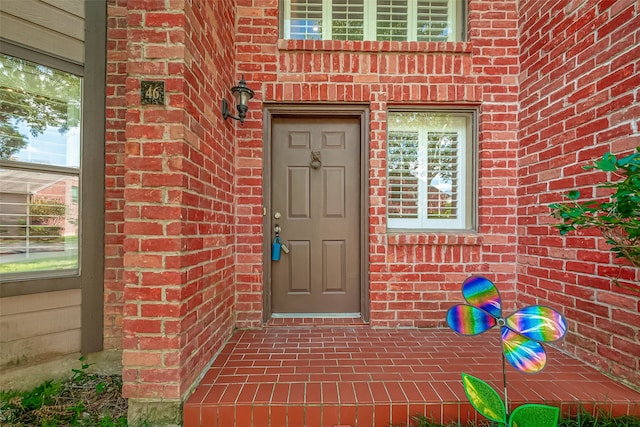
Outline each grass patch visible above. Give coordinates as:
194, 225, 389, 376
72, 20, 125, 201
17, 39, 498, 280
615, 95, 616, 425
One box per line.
558, 413, 640, 427
0, 257, 78, 274
0, 358, 126, 427
398, 413, 640, 427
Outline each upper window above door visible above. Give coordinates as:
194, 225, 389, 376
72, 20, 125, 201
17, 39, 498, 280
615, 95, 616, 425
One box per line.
281, 0, 466, 42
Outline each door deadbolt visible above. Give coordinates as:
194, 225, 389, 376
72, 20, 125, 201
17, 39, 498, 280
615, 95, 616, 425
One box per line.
274, 212, 281, 219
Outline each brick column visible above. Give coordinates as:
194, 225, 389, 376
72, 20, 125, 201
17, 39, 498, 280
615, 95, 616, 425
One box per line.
104, 0, 128, 351
118, 1, 237, 423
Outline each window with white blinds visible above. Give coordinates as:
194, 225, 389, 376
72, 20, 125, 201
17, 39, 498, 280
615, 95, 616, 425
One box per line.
387, 111, 474, 230
282, 0, 463, 42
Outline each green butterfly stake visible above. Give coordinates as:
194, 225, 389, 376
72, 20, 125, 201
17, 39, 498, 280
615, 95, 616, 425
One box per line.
446, 276, 568, 427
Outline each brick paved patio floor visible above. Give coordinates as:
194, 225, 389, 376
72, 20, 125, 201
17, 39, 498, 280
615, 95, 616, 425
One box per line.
184, 321, 640, 427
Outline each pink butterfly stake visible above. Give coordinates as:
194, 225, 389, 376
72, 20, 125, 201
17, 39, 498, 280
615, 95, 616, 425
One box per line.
446, 276, 568, 427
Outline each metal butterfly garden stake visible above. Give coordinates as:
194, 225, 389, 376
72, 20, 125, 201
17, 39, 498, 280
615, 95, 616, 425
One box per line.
446, 276, 568, 427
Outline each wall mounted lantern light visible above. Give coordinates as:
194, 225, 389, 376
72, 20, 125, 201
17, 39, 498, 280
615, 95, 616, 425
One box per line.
221, 75, 254, 124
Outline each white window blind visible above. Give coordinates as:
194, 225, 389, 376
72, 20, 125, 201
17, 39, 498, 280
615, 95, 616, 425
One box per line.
417, 0, 452, 41
285, 0, 324, 40
388, 131, 419, 219
332, 0, 365, 40
387, 112, 472, 230
376, 0, 409, 41
425, 131, 459, 220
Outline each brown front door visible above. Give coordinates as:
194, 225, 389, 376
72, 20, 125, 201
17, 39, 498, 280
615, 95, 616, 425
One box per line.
270, 116, 361, 314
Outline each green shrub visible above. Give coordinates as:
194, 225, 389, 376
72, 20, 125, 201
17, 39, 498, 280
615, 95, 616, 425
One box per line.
550, 147, 640, 268
28, 198, 66, 225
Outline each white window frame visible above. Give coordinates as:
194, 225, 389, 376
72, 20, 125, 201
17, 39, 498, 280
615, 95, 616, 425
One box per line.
387, 110, 475, 231
282, 0, 460, 42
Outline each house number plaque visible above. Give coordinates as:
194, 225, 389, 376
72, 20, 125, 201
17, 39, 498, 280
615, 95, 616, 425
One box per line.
141, 80, 165, 105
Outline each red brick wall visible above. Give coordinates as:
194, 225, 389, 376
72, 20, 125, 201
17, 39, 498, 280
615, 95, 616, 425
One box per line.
103, 0, 640, 403
104, 0, 128, 351
518, 0, 640, 387
235, 0, 521, 328
116, 0, 237, 400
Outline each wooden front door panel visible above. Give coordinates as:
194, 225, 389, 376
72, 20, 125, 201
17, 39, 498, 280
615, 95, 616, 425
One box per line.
271, 117, 361, 314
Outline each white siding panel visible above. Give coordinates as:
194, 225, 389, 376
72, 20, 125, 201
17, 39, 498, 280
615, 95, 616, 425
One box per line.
0, 330, 81, 367
1, 0, 84, 40
0, 290, 81, 368
0, 0, 84, 63
1, 305, 81, 341
41, 0, 85, 18
0, 289, 81, 316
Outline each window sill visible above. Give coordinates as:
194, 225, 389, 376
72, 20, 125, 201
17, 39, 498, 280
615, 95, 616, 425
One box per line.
277, 39, 472, 54
387, 232, 482, 246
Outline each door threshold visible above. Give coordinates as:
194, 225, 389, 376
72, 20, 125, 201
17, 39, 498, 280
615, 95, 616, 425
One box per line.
271, 313, 361, 318
266, 314, 367, 327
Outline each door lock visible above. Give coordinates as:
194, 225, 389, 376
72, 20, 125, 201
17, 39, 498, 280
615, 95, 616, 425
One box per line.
274, 212, 281, 219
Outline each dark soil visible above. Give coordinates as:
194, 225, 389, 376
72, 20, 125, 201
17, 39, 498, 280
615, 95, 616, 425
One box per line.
0, 373, 127, 426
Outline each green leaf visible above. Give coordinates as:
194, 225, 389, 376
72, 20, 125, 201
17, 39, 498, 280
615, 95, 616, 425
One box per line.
509, 404, 559, 427
617, 152, 640, 167
461, 373, 506, 423
594, 152, 618, 171
566, 190, 580, 200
